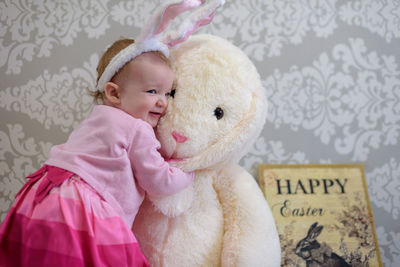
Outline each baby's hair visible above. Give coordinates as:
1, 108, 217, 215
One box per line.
91, 38, 171, 104
97, 39, 135, 85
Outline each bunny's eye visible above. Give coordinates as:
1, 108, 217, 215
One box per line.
214, 107, 224, 120
170, 89, 176, 98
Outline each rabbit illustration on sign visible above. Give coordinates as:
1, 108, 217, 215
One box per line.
296, 222, 350, 267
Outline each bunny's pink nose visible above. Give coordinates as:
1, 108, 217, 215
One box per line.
172, 131, 188, 143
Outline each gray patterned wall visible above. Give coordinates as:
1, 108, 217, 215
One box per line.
0, 0, 399, 265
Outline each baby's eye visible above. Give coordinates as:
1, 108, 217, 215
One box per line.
214, 107, 224, 120
147, 89, 157, 94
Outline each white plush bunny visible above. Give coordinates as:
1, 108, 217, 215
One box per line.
133, 34, 281, 267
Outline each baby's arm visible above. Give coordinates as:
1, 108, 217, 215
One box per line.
128, 123, 194, 198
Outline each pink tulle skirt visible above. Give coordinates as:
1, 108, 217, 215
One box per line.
0, 165, 149, 267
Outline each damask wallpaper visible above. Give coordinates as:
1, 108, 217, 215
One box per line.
0, 0, 399, 265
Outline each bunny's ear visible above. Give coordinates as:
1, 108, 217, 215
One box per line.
307, 222, 323, 240
138, 0, 204, 43
160, 0, 225, 47
95, 0, 224, 92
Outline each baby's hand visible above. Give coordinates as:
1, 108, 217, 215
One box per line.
167, 158, 195, 172
149, 182, 194, 217
166, 158, 183, 164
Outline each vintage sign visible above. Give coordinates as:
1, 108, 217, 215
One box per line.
259, 164, 382, 267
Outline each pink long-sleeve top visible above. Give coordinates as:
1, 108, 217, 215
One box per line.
46, 105, 193, 227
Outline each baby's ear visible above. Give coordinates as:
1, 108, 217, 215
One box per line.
104, 82, 121, 105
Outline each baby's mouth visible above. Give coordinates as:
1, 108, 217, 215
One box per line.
149, 111, 161, 117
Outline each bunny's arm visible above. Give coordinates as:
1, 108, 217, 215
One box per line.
213, 163, 281, 267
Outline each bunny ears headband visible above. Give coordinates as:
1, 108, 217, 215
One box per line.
95, 0, 225, 92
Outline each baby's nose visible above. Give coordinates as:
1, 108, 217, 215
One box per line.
157, 96, 168, 107
172, 131, 188, 143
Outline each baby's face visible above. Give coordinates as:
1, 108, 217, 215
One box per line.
115, 52, 174, 128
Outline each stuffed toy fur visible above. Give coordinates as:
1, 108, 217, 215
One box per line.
133, 34, 281, 267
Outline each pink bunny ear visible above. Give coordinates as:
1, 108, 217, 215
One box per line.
154, 0, 205, 35
160, 0, 225, 47
95, 0, 224, 92
167, 10, 216, 47
138, 0, 204, 43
